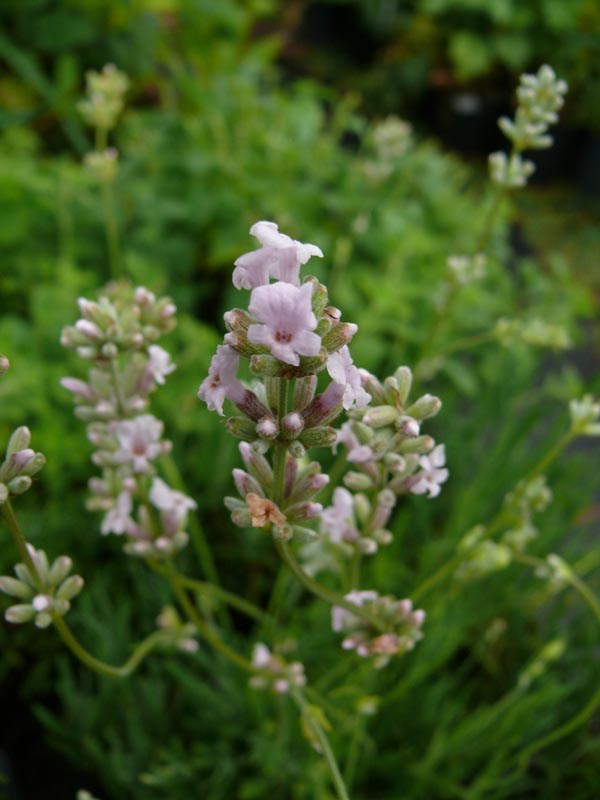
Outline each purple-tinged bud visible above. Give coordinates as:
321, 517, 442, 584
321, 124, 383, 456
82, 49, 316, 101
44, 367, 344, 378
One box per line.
322, 322, 358, 354
343, 472, 374, 491
134, 287, 155, 306
363, 405, 398, 429
239, 442, 273, 487
398, 599, 413, 616
301, 382, 345, 428
225, 416, 257, 441
77, 297, 95, 318
411, 609, 426, 627
370, 489, 396, 530
2, 449, 35, 481
20, 452, 45, 477
224, 308, 252, 332
397, 416, 420, 437
7, 427, 31, 455
0, 354, 9, 375
324, 306, 341, 323
287, 468, 330, 504
233, 468, 264, 498
160, 303, 177, 319
293, 375, 317, 411
256, 416, 279, 440
235, 390, 272, 423
405, 394, 442, 421
75, 319, 103, 340
300, 426, 337, 448
394, 366, 413, 404
286, 501, 323, 522
399, 435, 434, 454
283, 456, 298, 499
282, 412, 304, 439
61, 378, 95, 400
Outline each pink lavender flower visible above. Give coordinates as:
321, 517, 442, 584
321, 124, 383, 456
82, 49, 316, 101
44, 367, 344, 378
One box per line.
410, 444, 449, 498
198, 345, 244, 415
248, 282, 321, 366
326, 346, 371, 410
331, 590, 379, 632
232, 221, 323, 290
101, 490, 134, 535
336, 422, 375, 463
320, 488, 359, 544
146, 345, 176, 385
114, 414, 165, 472
149, 477, 197, 523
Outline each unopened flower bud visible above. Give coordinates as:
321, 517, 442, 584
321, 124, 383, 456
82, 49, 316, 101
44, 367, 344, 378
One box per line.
233, 468, 264, 498
239, 442, 273, 487
286, 501, 323, 522
256, 416, 279, 440
0, 354, 9, 375
7, 427, 31, 455
353, 493, 371, 524
322, 322, 358, 353
300, 426, 337, 448
305, 277, 329, 316
396, 416, 420, 437
343, 472, 375, 491
399, 435, 434, 454
405, 394, 441, 420
225, 416, 258, 441
363, 405, 398, 428
293, 375, 318, 410
56, 575, 85, 601
288, 441, 306, 459
7, 476, 32, 495
224, 308, 252, 332
301, 382, 345, 428
394, 366, 412, 404
234, 389, 272, 423
282, 412, 304, 438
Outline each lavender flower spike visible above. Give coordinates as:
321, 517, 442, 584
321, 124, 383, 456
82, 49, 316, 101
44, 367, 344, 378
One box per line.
248, 282, 321, 366
198, 345, 245, 416
233, 221, 323, 290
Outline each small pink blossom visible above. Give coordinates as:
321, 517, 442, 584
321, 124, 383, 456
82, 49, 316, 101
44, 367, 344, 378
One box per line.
248, 282, 321, 366
198, 345, 244, 415
146, 345, 176, 385
331, 590, 379, 632
232, 221, 323, 290
320, 488, 359, 544
101, 490, 134, 535
114, 415, 165, 473
410, 444, 449, 499
149, 477, 197, 524
326, 346, 371, 410
336, 422, 375, 463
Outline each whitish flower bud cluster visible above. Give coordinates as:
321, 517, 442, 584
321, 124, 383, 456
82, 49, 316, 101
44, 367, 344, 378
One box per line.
62, 285, 195, 558
456, 475, 552, 582
78, 64, 129, 132
156, 605, 199, 653
534, 552, 571, 592
494, 317, 571, 350
249, 643, 306, 694
0, 354, 9, 375
362, 116, 412, 182
490, 65, 567, 187
332, 591, 425, 669
0, 426, 45, 504
61, 284, 176, 361
569, 394, 600, 436
0, 546, 84, 628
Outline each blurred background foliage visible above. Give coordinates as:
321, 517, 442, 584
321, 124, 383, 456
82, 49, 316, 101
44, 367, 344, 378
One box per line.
0, 0, 599, 798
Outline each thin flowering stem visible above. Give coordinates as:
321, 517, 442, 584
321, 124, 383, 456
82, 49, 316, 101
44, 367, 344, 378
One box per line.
165, 562, 254, 672
290, 687, 351, 800
52, 615, 168, 679
1, 501, 43, 590
149, 560, 273, 628
275, 540, 385, 631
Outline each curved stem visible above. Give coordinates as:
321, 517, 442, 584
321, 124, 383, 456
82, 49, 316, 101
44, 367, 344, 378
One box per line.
1, 501, 42, 588
52, 615, 167, 679
165, 562, 253, 672
291, 687, 351, 800
276, 540, 385, 631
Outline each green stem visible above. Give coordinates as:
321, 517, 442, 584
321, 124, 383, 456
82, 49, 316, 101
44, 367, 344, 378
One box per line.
290, 687, 351, 800
52, 615, 167, 679
150, 560, 272, 627
1, 501, 43, 589
165, 563, 253, 672
343, 716, 365, 791
276, 540, 385, 631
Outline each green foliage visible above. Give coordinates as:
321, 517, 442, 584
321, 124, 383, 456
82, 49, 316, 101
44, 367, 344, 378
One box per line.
1, 3, 599, 799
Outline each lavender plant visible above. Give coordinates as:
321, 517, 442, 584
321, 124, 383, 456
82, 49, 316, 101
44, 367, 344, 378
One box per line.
1, 64, 600, 800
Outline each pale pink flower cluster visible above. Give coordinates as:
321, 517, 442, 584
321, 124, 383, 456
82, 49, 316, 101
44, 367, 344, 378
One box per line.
248, 642, 306, 694
409, 445, 449, 499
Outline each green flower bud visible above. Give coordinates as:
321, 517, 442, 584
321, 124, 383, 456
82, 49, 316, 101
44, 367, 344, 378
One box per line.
7, 475, 32, 495
56, 575, 85, 601
48, 556, 73, 587
405, 394, 441, 420
7, 426, 31, 455
362, 406, 398, 428
0, 576, 35, 600
343, 472, 375, 491
300, 426, 337, 448
5, 604, 36, 624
